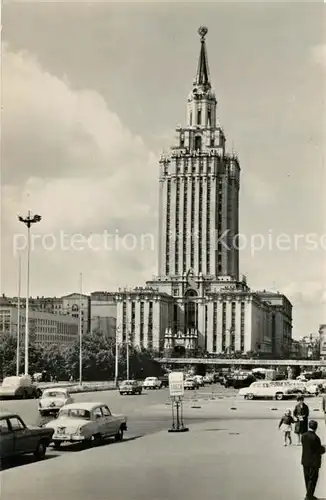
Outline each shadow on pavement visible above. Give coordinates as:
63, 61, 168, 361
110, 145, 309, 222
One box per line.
1, 453, 58, 471
203, 428, 228, 432
56, 434, 144, 452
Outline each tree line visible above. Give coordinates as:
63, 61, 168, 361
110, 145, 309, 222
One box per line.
0, 331, 164, 381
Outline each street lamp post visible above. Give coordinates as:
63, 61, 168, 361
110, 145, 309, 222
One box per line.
18, 211, 41, 375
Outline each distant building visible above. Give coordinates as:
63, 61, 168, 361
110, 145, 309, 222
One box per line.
319, 325, 326, 360
0, 298, 78, 347
90, 292, 117, 339
61, 293, 90, 335
7, 293, 91, 336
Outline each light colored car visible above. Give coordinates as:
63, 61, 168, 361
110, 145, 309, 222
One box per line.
203, 374, 214, 384
142, 377, 162, 390
38, 388, 74, 416
0, 375, 41, 399
184, 378, 199, 390
305, 382, 320, 396
238, 381, 297, 401
193, 375, 204, 386
276, 380, 307, 395
119, 380, 142, 395
45, 402, 127, 449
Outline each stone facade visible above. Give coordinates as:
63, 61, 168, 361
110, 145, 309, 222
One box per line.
0, 301, 78, 347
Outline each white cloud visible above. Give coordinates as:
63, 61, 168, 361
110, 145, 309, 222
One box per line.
282, 281, 326, 305
311, 44, 326, 69
2, 46, 158, 295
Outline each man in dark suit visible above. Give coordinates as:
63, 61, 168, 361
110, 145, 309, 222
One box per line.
301, 420, 325, 500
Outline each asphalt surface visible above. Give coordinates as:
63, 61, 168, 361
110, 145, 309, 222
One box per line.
0, 385, 224, 469
1, 384, 324, 471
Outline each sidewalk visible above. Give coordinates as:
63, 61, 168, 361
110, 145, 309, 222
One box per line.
2, 418, 326, 500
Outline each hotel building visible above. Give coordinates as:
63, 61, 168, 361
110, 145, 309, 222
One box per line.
114, 27, 293, 358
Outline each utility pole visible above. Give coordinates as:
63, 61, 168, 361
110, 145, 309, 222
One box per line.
114, 326, 119, 387
79, 273, 83, 385
16, 256, 22, 376
126, 332, 130, 380
18, 211, 41, 375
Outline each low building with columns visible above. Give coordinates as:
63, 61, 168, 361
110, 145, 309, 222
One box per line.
113, 27, 293, 358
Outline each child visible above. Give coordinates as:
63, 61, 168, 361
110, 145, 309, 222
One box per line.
278, 409, 294, 446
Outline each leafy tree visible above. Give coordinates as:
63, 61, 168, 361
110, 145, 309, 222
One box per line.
41, 344, 70, 380
0, 334, 18, 377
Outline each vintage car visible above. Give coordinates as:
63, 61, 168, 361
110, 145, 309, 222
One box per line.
0, 375, 42, 399
45, 402, 127, 448
119, 380, 142, 395
203, 374, 214, 384
305, 381, 320, 396
232, 372, 257, 390
159, 374, 169, 388
193, 375, 204, 386
0, 411, 54, 460
38, 387, 74, 416
184, 377, 199, 390
238, 381, 297, 400
142, 377, 162, 390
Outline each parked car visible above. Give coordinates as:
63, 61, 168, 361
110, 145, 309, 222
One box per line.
119, 380, 142, 395
305, 382, 320, 396
184, 377, 199, 390
159, 375, 169, 388
232, 373, 256, 389
45, 402, 127, 448
142, 377, 162, 390
221, 375, 235, 388
0, 411, 54, 460
308, 379, 326, 393
238, 381, 297, 401
0, 375, 41, 400
203, 374, 214, 384
193, 375, 204, 386
38, 388, 74, 416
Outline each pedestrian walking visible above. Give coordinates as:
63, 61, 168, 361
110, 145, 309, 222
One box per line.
301, 420, 325, 500
278, 409, 295, 446
294, 395, 309, 445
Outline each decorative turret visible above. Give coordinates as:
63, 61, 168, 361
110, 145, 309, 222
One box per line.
187, 27, 218, 131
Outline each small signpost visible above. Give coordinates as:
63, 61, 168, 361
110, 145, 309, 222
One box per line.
168, 372, 189, 433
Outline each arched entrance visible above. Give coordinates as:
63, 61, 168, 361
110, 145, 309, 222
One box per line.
184, 288, 198, 332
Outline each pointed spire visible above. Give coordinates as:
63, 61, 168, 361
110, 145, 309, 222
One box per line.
195, 26, 210, 88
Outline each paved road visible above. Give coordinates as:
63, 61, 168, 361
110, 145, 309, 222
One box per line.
2, 418, 326, 500
1, 385, 324, 471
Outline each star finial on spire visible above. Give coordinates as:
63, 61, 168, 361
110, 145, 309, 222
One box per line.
195, 26, 210, 87
198, 26, 208, 40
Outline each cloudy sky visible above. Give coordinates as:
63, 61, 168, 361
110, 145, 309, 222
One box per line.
2, 2, 325, 338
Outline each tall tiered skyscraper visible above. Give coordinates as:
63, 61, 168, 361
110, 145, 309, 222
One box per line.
159, 26, 239, 281
115, 27, 292, 358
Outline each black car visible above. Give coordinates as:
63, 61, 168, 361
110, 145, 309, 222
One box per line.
159, 375, 169, 388
0, 411, 54, 461
232, 374, 256, 389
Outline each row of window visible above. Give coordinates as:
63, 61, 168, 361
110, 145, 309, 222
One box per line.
122, 301, 154, 349
208, 302, 246, 352
166, 178, 229, 276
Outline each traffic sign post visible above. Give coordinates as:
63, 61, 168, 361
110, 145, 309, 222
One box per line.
168, 372, 189, 433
